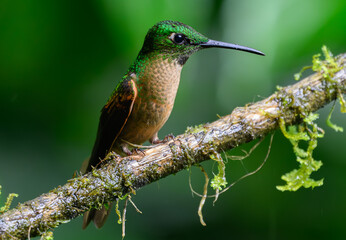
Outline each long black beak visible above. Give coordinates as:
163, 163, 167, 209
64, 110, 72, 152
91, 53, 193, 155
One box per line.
199, 39, 265, 56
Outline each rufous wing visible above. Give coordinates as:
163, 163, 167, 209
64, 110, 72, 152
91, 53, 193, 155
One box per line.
84, 73, 137, 173
82, 73, 137, 229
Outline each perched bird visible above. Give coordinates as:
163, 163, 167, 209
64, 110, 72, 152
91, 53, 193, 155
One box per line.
82, 20, 264, 229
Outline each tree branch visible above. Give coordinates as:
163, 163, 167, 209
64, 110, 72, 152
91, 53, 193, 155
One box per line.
0, 53, 345, 239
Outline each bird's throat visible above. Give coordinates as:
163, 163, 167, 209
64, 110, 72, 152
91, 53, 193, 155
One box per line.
135, 54, 183, 105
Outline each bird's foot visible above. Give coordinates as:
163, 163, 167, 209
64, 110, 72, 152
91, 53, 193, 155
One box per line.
121, 144, 145, 156
121, 145, 133, 156
150, 134, 175, 144
131, 148, 146, 156
163, 133, 175, 142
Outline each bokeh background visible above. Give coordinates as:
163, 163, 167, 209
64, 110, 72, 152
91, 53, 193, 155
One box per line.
1, 0, 345, 239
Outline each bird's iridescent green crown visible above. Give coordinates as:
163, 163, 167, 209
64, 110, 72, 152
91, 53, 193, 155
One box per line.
139, 20, 209, 58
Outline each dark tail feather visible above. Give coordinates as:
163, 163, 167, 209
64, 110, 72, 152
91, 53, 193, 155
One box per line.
82, 204, 112, 229
93, 204, 113, 228
82, 138, 115, 230
81, 158, 112, 229
82, 209, 95, 229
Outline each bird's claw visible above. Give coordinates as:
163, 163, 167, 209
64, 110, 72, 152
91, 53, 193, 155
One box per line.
163, 133, 175, 142
151, 134, 175, 144
132, 148, 145, 156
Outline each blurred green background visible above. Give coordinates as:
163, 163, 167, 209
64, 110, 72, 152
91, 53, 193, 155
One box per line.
0, 0, 345, 239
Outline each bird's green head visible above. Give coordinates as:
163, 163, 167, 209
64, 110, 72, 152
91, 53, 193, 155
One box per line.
139, 20, 208, 65
139, 20, 264, 65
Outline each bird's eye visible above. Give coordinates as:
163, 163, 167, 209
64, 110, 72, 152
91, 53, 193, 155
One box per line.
173, 33, 186, 44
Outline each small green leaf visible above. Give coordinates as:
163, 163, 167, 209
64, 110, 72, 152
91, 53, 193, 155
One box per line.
0, 185, 19, 214
209, 153, 227, 191
339, 94, 346, 113
294, 66, 312, 81
41, 231, 54, 240
115, 199, 122, 224
210, 175, 228, 191
326, 102, 343, 132
303, 113, 319, 124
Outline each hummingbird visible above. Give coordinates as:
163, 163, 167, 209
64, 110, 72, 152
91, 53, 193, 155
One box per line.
82, 20, 264, 229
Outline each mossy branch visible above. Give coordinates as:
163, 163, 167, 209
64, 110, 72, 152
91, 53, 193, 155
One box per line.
0, 53, 345, 239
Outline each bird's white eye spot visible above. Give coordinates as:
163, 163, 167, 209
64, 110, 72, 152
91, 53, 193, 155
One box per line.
169, 33, 186, 45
